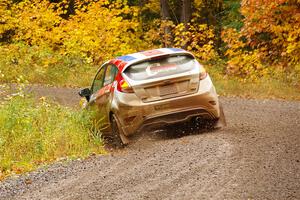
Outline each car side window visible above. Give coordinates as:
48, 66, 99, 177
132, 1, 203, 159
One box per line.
103, 64, 118, 86
91, 66, 106, 94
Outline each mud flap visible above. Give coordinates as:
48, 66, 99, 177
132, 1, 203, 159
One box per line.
214, 104, 227, 129
114, 115, 130, 145
119, 131, 130, 145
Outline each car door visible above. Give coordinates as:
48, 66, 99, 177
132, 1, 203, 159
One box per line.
97, 64, 118, 132
88, 64, 106, 129
89, 64, 106, 102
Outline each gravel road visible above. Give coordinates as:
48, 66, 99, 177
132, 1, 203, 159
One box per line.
0, 86, 299, 200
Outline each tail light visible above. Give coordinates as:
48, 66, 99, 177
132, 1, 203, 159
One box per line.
117, 76, 134, 93
199, 67, 207, 80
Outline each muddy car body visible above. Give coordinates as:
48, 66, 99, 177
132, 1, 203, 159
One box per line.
79, 48, 225, 144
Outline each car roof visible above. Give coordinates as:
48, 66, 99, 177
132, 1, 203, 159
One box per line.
109, 48, 194, 72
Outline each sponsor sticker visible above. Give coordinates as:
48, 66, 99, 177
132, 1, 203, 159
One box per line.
146, 64, 177, 76
141, 50, 163, 57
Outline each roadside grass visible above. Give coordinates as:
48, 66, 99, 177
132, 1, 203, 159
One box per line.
208, 63, 300, 101
0, 93, 105, 180
211, 75, 300, 101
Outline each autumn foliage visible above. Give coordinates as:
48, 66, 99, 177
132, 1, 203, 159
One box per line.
0, 0, 299, 86
0, 0, 148, 85
223, 0, 300, 82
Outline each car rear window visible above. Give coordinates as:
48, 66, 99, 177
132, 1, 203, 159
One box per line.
124, 55, 195, 81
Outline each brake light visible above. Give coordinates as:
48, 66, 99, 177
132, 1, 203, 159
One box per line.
199, 67, 207, 80
117, 76, 134, 93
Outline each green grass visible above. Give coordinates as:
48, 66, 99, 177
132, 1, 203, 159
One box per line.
213, 76, 300, 101
205, 60, 300, 101
0, 94, 105, 180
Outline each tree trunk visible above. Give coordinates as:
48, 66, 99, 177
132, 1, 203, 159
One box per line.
202, 0, 223, 54
180, 0, 191, 49
180, 0, 192, 24
215, 0, 223, 55
160, 0, 172, 47
160, 0, 171, 20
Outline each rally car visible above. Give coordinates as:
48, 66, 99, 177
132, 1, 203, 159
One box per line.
79, 48, 226, 145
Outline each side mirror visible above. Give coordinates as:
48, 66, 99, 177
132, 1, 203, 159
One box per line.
79, 88, 91, 101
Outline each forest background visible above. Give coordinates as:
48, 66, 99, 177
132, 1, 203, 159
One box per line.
0, 0, 299, 99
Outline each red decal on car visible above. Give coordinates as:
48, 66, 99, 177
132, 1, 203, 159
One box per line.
141, 50, 163, 57
150, 64, 177, 72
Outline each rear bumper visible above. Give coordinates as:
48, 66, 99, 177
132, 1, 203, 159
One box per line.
112, 75, 220, 136
140, 108, 215, 131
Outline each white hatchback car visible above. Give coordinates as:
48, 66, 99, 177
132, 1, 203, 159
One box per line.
79, 48, 226, 145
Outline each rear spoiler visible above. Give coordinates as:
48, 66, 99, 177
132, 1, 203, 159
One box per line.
122, 52, 195, 72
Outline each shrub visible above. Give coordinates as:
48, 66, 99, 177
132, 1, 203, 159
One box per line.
222, 0, 300, 84
0, 0, 148, 86
174, 23, 218, 61
0, 43, 96, 86
0, 91, 105, 180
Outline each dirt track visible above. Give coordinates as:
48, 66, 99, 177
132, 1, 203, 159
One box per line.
0, 86, 300, 200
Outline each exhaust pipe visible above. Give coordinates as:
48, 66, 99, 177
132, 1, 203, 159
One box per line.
195, 116, 202, 123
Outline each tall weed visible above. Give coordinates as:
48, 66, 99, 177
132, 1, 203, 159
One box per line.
0, 93, 105, 180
